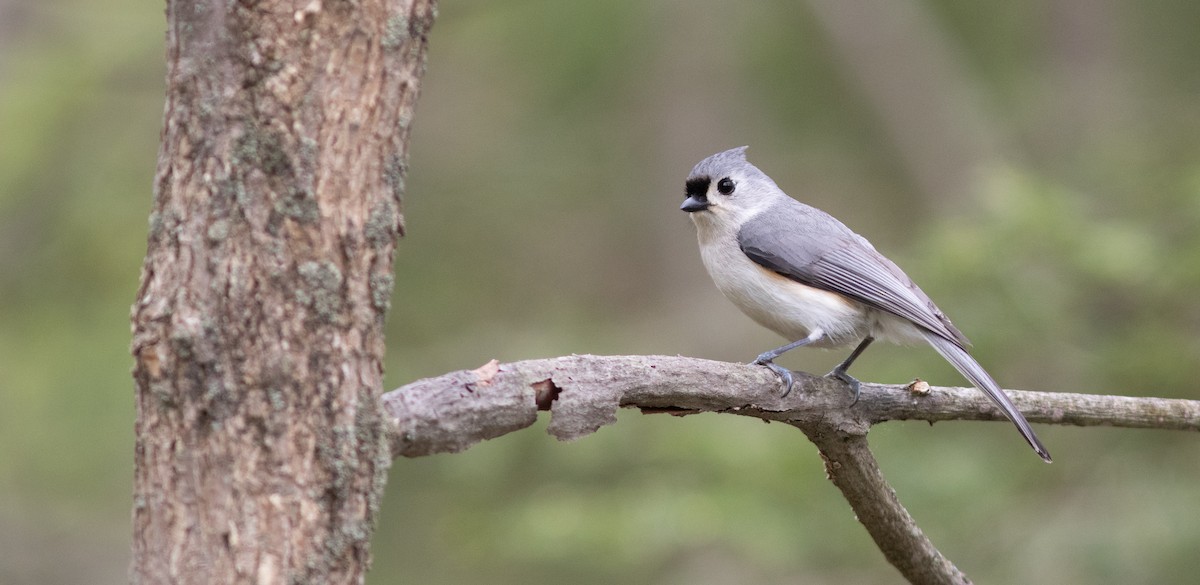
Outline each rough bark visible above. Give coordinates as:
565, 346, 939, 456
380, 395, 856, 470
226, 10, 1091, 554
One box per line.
129, 1, 436, 583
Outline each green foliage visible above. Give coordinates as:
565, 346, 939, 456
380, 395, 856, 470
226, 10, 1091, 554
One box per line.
4, 0, 1200, 583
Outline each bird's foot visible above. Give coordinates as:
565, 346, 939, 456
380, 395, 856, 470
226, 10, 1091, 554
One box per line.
825, 367, 862, 406
752, 355, 795, 397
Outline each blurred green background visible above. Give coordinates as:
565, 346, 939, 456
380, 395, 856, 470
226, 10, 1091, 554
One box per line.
3, 0, 1200, 583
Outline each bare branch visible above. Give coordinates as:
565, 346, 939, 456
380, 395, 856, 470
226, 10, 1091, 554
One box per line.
383, 354, 1200, 458
802, 430, 971, 585
383, 353, 1199, 585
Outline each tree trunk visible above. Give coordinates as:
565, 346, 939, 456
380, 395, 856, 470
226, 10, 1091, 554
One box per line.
130, 1, 436, 583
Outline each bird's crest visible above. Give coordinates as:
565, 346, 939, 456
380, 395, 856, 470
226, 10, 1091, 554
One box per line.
690, 146, 752, 179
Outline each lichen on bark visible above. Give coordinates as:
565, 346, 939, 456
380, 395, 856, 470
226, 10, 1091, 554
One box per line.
130, 1, 438, 583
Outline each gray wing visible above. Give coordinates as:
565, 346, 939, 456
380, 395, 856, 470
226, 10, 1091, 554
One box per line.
738, 201, 969, 347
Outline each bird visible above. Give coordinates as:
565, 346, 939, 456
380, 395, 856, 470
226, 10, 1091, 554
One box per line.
680, 146, 1051, 462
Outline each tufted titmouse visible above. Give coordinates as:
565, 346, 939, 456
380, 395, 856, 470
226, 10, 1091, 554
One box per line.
681, 146, 1051, 462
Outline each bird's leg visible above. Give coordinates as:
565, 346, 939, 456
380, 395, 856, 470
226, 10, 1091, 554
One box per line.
753, 329, 825, 397
827, 336, 874, 405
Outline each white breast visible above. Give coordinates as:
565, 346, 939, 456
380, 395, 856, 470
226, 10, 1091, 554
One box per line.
697, 230, 869, 347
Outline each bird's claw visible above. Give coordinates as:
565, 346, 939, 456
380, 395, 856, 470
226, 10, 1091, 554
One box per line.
753, 357, 795, 397
826, 368, 862, 406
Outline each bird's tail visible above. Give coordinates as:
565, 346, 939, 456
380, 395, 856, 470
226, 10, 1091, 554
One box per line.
921, 331, 1052, 463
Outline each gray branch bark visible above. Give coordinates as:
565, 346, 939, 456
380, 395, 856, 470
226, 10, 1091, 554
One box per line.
383, 354, 1200, 584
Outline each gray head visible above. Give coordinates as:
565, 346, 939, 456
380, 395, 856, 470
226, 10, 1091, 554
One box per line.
681, 147, 785, 229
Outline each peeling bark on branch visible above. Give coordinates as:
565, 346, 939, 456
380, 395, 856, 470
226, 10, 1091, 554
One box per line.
384, 354, 1200, 458
383, 354, 1200, 584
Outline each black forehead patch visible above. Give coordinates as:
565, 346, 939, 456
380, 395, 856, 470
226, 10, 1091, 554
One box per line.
685, 177, 710, 197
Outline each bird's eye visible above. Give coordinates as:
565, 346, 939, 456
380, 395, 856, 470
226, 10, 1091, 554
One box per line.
716, 178, 735, 195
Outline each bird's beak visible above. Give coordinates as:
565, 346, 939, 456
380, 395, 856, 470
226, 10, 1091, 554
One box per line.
680, 195, 710, 213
